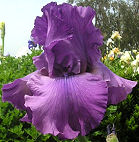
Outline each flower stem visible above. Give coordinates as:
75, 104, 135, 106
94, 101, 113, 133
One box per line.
78, 136, 88, 142
1, 36, 4, 56
0, 22, 5, 56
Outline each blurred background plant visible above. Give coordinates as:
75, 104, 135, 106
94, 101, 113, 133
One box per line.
0, 22, 5, 57
102, 31, 139, 76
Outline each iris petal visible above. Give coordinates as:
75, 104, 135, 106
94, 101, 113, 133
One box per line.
33, 53, 48, 71
2, 72, 36, 109
24, 73, 108, 139
44, 39, 86, 77
31, 16, 48, 45
92, 62, 137, 104
31, 2, 103, 77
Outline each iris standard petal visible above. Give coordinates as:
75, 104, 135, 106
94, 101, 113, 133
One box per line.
33, 52, 48, 70
31, 2, 103, 77
24, 73, 108, 139
92, 62, 137, 104
44, 39, 86, 77
31, 16, 48, 46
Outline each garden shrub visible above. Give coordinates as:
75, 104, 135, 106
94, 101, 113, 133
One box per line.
0, 49, 138, 142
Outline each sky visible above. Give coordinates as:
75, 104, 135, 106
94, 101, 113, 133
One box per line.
0, 0, 66, 56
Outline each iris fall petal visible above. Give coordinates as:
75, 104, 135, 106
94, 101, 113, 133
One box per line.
92, 62, 137, 104
2, 71, 38, 110
24, 73, 108, 139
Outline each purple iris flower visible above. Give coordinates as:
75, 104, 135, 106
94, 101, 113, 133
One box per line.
28, 40, 37, 49
2, 2, 137, 140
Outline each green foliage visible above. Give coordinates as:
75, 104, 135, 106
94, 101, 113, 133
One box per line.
126, 104, 139, 131
0, 49, 138, 142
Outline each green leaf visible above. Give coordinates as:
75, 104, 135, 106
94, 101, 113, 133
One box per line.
25, 126, 40, 140
9, 123, 24, 136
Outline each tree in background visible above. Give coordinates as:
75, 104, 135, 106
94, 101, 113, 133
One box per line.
68, 0, 139, 52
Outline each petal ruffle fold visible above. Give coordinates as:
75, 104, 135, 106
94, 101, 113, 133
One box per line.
92, 62, 137, 104
31, 16, 48, 46
24, 73, 108, 139
44, 39, 87, 77
2, 71, 38, 110
33, 53, 48, 71
31, 2, 103, 77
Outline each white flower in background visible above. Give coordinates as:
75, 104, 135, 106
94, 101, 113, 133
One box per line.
111, 31, 122, 40
136, 54, 139, 62
125, 51, 131, 55
133, 66, 139, 74
137, 67, 139, 74
121, 65, 124, 68
107, 38, 114, 46
15, 46, 30, 58
120, 51, 131, 63
131, 60, 138, 67
108, 50, 114, 58
133, 50, 137, 54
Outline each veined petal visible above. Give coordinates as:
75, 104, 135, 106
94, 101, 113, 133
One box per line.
2, 71, 38, 110
25, 73, 108, 139
92, 62, 137, 104
33, 52, 48, 71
